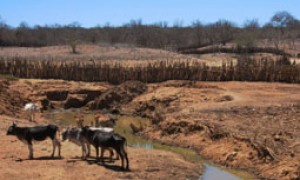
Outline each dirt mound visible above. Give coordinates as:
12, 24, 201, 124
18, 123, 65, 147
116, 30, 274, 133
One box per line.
162, 80, 224, 90
10, 80, 109, 110
0, 80, 26, 116
162, 80, 197, 88
63, 90, 103, 109
133, 96, 178, 124
160, 119, 204, 136
216, 95, 234, 102
90, 81, 147, 110
142, 104, 300, 180
135, 81, 300, 180
39, 90, 103, 110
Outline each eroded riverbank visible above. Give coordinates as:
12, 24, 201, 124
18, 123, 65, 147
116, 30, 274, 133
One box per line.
1, 79, 299, 179
45, 109, 255, 180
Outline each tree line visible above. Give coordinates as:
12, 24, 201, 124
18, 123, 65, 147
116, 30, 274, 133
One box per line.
0, 11, 299, 51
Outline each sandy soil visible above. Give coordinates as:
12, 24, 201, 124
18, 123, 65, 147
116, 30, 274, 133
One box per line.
0, 115, 200, 180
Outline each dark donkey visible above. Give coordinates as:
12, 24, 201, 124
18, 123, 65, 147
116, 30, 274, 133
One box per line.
7, 123, 61, 159
81, 126, 129, 170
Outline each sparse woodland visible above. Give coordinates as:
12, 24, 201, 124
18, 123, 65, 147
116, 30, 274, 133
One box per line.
0, 11, 299, 52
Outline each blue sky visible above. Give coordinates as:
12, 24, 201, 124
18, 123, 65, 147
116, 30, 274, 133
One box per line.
0, 0, 299, 27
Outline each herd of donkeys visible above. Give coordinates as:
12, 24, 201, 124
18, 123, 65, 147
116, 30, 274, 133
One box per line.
6, 122, 130, 170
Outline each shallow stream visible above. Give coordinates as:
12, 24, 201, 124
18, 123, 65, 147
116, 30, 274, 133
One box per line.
44, 109, 255, 180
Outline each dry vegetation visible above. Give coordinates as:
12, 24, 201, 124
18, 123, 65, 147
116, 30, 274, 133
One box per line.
0, 45, 299, 84
0, 44, 237, 67
1, 11, 300, 54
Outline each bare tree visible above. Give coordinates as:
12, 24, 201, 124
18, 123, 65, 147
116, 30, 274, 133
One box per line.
235, 19, 260, 48
192, 20, 204, 46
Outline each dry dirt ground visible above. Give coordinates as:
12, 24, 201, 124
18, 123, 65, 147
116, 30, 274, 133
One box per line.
0, 79, 201, 180
126, 81, 300, 180
1, 78, 300, 179
0, 118, 200, 180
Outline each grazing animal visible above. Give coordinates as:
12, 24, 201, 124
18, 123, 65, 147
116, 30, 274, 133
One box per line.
75, 114, 85, 128
62, 128, 90, 159
94, 113, 116, 128
81, 126, 129, 170
62, 127, 115, 159
6, 123, 61, 159
88, 127, 114, 133
98, 119, 116, 128
84, 127, 117, 159
24, 102, 40, 121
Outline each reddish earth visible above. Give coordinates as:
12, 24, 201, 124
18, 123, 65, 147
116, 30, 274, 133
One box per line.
0, 79, 201, 180
0, 117, 200, 180
1, 78, 300, 179
127, 81, 300, 180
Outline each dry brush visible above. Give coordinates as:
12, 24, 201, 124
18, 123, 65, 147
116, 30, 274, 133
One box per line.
0, 56, 299, 84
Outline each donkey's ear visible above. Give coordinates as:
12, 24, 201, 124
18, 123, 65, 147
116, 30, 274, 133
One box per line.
12, 122, 16, 126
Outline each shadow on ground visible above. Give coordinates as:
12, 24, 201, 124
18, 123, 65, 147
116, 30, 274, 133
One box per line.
85, 158, 130, 172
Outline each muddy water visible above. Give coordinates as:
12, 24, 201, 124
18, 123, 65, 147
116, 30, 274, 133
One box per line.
44, 109, 255, 180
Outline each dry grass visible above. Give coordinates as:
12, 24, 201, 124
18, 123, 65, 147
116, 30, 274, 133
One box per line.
0, 44, 249, 67
0, 45, 299, 84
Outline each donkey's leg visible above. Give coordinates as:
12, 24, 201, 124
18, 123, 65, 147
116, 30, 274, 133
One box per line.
81, 142, 87, 159
122, 146, 129, 170
51, 139, 56, 158
118, 148, 125, 170
87, 142, 91, 157
100, 148, 104, 159
27, 111, 31, 121
108, 148, 114, 161
55, 138, 61, 157
32, 112, 35, 122
95, 146, 100, 161
28, 143, 34, 159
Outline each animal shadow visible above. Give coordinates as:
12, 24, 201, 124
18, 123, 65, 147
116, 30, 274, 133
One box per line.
24, 156, 63, 161
102, 164, 130, 172
85, 158, 130, 172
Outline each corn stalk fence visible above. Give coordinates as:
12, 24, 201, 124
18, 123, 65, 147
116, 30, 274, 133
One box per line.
0, 56, 299, 84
